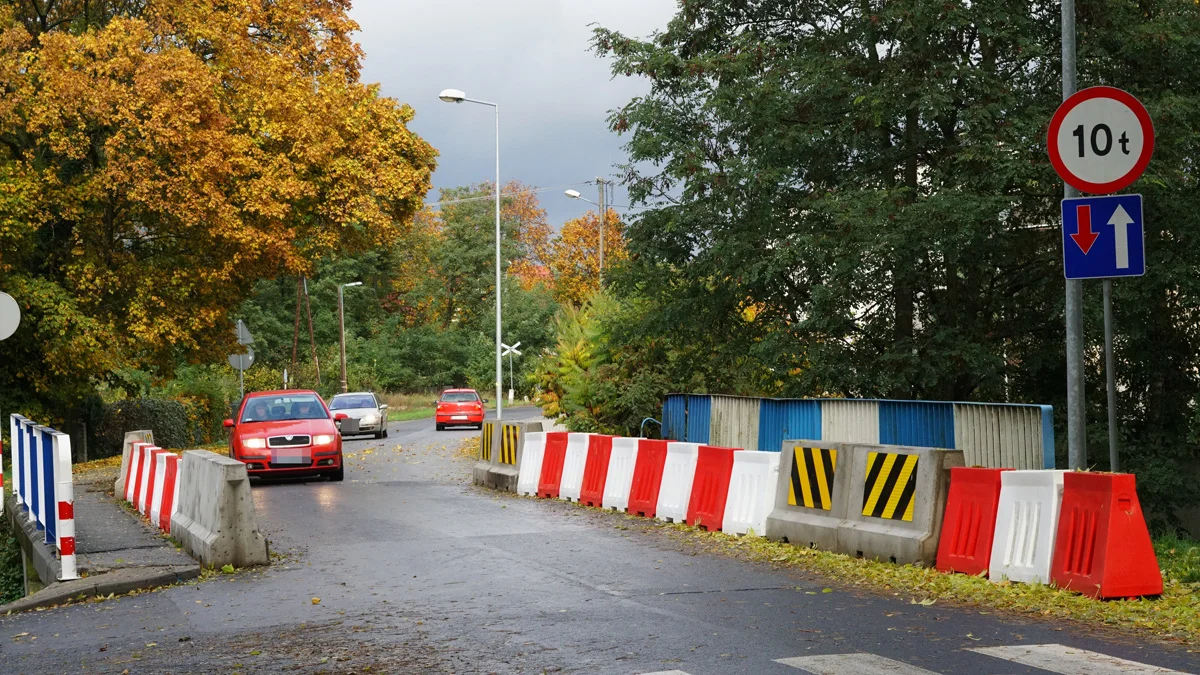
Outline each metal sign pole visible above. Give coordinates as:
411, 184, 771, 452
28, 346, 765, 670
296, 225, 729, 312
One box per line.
1062, 0, 1087, 470
1103, 280, 1119, 471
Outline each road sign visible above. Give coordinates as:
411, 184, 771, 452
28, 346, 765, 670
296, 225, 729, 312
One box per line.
1062, 194, 1145, 280
0, 291, 19, 341
1048, 86, 1154, 195
236, 319, 254, 345
228, 348, 255, 371
501, 341, 522, 357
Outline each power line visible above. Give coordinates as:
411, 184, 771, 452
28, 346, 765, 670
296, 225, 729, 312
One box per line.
426, 181, 596, 208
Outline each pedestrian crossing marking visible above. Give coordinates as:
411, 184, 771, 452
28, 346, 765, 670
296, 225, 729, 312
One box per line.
970, 644, 1192, 674
776, 653, 938, 674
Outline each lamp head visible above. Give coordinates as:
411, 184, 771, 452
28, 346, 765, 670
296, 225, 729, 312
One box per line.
438, 89, 466, 103
343, 282, 363, 288
564, 189, 582, 199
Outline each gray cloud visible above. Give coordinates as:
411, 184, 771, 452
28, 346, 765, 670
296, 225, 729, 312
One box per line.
349, 0, 676, 226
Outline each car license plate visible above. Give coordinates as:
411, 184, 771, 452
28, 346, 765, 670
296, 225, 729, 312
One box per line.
273, 453, 309, 465
452, 415, 468, 420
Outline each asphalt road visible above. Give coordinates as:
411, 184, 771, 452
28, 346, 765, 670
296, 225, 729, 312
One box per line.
2, 410, 1198, 674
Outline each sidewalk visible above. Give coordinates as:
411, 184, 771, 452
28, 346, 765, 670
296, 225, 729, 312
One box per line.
2, 473, 200, 613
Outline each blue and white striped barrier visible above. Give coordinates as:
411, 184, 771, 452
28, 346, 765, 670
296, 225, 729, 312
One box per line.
8, 414, 79, 580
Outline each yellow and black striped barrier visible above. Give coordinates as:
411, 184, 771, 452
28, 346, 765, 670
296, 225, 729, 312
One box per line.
787, 446, 838, 511
480, 422, 495, 462
500, 424, 520, 465
860, 450, 918, 522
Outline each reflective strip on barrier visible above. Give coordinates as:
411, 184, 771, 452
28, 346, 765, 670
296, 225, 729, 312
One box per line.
656, 442, 700, 523
516, 432, 547, 496
788, 446, 838, 511
723, 450, 781, 536
500, 425, 519, 465
480, 422, 495, 462
601, 437, 640, 512
989, 470, 1066, 584
861, 451, 919, 522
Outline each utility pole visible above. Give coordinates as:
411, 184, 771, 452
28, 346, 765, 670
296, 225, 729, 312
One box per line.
291, 279, 302, 385
597, 177, 607, 287
303, 276, 321, 386
1062, 0, 1086, 470
338, 281, 362, 393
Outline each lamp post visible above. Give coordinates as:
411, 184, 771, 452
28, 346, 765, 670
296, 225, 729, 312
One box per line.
338, 281, 363, 393
565, 182, 609, 286
440, 88, 503, 420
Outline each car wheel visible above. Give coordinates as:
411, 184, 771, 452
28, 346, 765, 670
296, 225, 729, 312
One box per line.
383, 428, 389, 438
328, 465, 344, 482
436, 423, 445, 431
375, 429, 385, 439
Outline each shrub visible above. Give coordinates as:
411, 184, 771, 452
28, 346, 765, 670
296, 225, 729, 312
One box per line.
94, 398, 190, 458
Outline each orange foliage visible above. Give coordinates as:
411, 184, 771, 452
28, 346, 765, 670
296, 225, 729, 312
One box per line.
549, 210, 627, 306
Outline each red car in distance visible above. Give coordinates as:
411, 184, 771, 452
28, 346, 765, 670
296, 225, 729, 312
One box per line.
434, 389, 486, 430
224, 390, 345, 481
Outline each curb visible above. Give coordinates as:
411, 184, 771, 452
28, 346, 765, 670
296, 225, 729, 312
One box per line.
0, 564, 201, 614
3, 492, 60, 587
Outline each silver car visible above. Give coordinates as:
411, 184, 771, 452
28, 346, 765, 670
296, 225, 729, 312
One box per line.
328, 392, 389, 439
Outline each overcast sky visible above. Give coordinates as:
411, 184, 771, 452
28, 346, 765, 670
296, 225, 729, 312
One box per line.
348, 0, 677, 227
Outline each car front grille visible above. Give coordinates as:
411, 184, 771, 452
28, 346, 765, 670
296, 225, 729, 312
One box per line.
268, 435, 311, 448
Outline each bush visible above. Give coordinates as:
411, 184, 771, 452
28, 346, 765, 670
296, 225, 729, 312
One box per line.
0, 520, 23, 604
94, 398, 190, 458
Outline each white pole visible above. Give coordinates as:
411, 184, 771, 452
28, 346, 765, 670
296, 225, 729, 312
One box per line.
52, 432, 78, 580
494, 105, 503, 422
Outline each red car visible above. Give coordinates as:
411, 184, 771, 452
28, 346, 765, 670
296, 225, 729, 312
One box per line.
224, 390, 345, 481
435, 389, 487, 430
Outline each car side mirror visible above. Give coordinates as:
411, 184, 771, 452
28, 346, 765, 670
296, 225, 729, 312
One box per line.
223, 419, 235, 428
379, 404, 388, 411
334, 413, 349, 421
482, 399, 489, 404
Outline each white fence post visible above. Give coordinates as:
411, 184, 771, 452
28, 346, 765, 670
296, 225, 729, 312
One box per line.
52, 431, 78, 581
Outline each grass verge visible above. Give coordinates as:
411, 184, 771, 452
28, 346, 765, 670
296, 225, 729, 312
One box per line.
638, 517, 1200, 644
388, 407, 435, 422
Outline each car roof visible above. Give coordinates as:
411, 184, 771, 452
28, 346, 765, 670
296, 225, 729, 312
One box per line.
247, 389, 320, 397
442, 388, 477, 393
333, 392, 375, 397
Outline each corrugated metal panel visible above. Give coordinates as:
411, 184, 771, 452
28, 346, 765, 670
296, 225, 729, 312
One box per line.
878, 401, 955, 448
758, 399, 822, 452
709, 396, 760, 451
686, 395, 711, 444
953, 403, 1049, 470
820, 400, 880, 444
662, 394, 687, 441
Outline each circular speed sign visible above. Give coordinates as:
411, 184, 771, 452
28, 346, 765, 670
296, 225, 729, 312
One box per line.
1048, 86, 1154, 195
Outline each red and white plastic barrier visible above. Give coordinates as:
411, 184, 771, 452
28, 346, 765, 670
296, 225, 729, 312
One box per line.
119, 443, 181, 533
150, 453, 182, 532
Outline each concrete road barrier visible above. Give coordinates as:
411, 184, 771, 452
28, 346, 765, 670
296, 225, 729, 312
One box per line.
487, 421, 542, 492
114, 430, 154, 498
765, 441, 849, 550
473, 422, 499, 487
171, 450, 269, 568
837, 444, 963, 566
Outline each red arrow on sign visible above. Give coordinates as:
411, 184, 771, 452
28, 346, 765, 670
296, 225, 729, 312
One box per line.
1072, 204, 1099, 254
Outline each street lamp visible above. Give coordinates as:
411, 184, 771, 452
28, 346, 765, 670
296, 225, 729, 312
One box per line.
338, 281, 363, 393
440, 88, 504, 421
565, 179, 609, 285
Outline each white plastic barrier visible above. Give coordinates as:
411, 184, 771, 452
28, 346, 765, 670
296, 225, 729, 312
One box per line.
114, 430, 154, 498
656, 442, 700, 523
722, 450, 781, 536
558, 432, 591, 502
516, 432, 547, 496
989, 470, 1066, 584
601, 437, 640, 512
122, 442, 152, 503
138, 447, 168, 516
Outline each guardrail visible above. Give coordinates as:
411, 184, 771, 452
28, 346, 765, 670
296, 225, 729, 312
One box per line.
7, 414, 79, 580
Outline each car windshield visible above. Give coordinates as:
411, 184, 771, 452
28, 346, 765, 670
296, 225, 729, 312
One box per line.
441, 392, 479, 403
241, 394, 327, 422
329, 394, 376, 410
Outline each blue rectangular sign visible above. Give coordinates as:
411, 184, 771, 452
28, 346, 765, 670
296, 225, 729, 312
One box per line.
1061, 194, 1146, 280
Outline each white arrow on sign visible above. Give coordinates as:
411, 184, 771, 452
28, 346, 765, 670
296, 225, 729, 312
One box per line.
1109, 204, 1134, 269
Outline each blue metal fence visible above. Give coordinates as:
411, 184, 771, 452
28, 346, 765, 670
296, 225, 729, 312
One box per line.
878, 400, 955, 448
661, 394, 687, 441
758, 399, 822, 452
685, 395, 712, 444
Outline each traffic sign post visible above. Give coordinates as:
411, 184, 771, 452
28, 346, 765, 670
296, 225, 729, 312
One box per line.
1049, 86, 1155, 475
229, 321, 255, 399
501, 342, 522, 404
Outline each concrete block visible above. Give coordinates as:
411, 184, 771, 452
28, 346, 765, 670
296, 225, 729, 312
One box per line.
765, 440, 849, 551
836, 444, 964, 566
114, 430, 154, 498
473, 422, 500, 487
487, 421, 543, 492
170, 450, 268, 568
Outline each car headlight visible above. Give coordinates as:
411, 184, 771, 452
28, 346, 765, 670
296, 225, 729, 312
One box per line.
244, 438, 267, 449
312, 434, 336, 446
360, 415, 379, 425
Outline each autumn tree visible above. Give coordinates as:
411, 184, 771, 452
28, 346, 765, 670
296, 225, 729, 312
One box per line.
0, 0, 436, 415
548, 210, 627, 306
